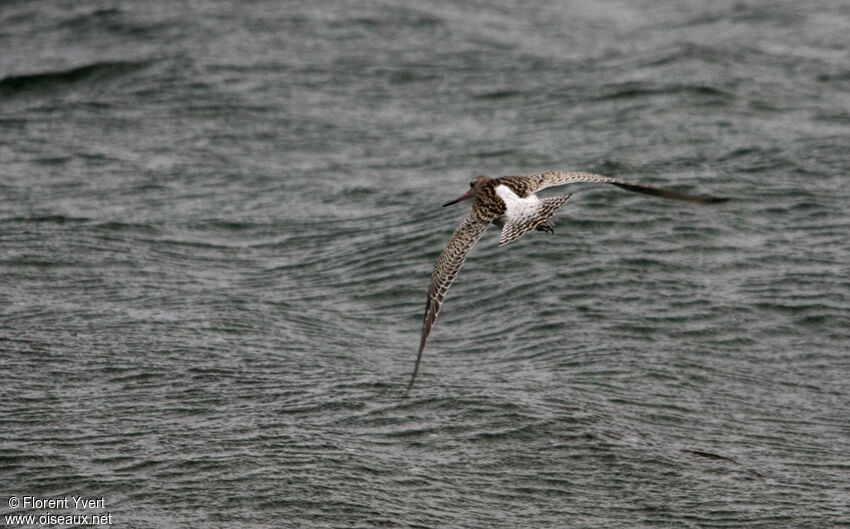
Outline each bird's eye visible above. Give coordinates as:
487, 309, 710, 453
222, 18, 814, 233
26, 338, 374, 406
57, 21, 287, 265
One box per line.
469, 182, 474, 187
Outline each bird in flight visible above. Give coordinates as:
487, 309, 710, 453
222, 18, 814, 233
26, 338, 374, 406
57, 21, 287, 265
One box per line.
405, 170, 726, 394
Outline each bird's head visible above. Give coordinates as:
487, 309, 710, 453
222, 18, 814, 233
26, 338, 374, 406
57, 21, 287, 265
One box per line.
442, 175, 491, 207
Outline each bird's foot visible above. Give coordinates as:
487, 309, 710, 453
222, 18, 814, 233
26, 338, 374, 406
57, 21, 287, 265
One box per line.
536, 221, 555, 234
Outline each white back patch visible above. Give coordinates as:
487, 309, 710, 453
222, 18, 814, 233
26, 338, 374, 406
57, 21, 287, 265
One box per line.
495, 184, 541, 221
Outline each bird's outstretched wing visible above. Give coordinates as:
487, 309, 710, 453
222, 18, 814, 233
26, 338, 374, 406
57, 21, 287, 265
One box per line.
501, 170, 727, 203
406, 211, 492, 394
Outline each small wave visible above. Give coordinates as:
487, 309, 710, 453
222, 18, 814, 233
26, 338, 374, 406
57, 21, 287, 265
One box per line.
59, 8, 123, 28
0, 214, 91, 224
474, 89, 521, 100
0, 60, 151, 96
593, 82, 733, 103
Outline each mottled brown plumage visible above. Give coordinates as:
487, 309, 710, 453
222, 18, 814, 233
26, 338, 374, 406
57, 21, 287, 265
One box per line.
404, 171, 726, 393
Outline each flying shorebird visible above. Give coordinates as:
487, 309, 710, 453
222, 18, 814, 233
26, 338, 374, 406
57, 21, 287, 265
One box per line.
405, 170, 726, 393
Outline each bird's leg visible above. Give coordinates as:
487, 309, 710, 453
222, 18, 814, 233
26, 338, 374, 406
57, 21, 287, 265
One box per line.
536, 220, 555, 234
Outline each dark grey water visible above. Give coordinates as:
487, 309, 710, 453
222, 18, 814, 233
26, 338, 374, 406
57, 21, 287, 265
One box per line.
2, 1, 849, 527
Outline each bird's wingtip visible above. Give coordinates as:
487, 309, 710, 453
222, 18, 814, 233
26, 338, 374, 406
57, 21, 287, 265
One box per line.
404, 341, 426, 396
403, 374, 416, 396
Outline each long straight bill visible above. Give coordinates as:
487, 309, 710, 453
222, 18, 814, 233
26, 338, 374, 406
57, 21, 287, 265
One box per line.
442, 190, 473, 207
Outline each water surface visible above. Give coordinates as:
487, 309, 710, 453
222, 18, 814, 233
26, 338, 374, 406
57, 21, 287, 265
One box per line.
2, 1, 849, 527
